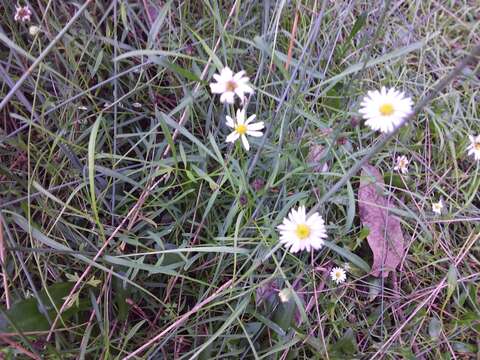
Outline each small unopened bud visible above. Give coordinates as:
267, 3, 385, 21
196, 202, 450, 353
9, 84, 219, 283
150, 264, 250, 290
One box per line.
278, 288, 291, 303
29, 25, 40, 36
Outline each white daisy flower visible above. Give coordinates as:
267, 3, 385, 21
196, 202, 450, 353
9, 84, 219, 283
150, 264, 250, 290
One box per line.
359, 87, 413, 133
210, 67, 254, 104
393, 155, 410, 174
225, 108, 264, 151
330, 267, 347, 284
277, 206, 327, 253
132, 102, 142, 108
432, 199, 444, 215
14, 5, 32, 22
467, 134, 480, 161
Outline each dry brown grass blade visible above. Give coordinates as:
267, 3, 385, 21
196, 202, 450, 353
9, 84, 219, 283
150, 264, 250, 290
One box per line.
285, 8, 300, 71
0, 335, 41, 360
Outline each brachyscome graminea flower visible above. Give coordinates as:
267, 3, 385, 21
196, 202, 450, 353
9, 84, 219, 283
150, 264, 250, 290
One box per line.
467, 134, 480, 161
330, 267, 347, 284
210, 67, 253, 104
432, 199, 444, 215
225, 108, 264, 151
359, 87, 413, 133
15, 5, 32, 22
393, 155, 410, 174
277, 206, 327, 253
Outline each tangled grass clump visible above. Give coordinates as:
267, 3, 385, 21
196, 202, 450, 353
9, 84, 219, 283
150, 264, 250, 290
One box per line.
0, 1, 479, 359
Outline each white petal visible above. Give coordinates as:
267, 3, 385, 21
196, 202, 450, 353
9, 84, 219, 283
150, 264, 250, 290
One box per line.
245, 115, 257, 125
239, 83, 254, 94
225, 116, 235, 128
310, 238, 324, 250
220, 67, 234, 79
213, 73, 223, 82
246, 121, 264, 130
233, 71, 247, 81
226, 131, 240, 143
298, 206, 306, 219
236, 108, 246, 123
290, 242, 300, 253
220, 92, 235, 104
210, 82, 226, 94
246, 130, 263, 137
241, 135, 250, 151
234, 88, 245, 102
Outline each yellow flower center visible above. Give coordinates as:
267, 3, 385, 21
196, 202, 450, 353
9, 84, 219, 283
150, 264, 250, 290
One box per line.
379, 103, 394, 116
475, 142, 480, 151
236, 124, 247, 135
226, 80, 237, 92
335, 271, 342, 279
295, 224, 310, 240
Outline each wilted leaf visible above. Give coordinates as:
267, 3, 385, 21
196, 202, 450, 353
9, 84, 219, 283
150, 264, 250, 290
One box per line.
447, 264, 458, 300
255, 279, 279, 307
358, 165, 405, 277
368, 278, 382, 301
307, 144, 329, 173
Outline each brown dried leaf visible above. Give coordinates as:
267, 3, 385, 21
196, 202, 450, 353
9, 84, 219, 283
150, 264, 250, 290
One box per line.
358, 165, 405, 277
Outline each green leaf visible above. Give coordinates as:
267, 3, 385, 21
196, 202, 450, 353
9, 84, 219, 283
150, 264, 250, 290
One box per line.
0, 283, 89, 332
323, 241, 370, 273
273, 289, 296, 331
88, 116, 105, 239
345, 12, 367, 44
113, 277, 129, 322
447, 264, 458, 299
147, 0, 172, 48
329, 328, 358, 356
91, 49, 104, 77
428, 317, 442, 340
